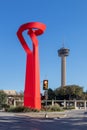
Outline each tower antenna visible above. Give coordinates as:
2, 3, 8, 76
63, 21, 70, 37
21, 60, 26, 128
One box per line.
62, 38, 65, 48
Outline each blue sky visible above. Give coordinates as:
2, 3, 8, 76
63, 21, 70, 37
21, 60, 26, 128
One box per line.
0, 0, 87, 93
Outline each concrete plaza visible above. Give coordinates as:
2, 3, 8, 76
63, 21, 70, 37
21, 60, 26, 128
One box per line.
0, 110, 87, 130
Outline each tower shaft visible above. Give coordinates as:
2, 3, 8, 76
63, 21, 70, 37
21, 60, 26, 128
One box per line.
61, 56, 66, 87
58, 47, 70, 87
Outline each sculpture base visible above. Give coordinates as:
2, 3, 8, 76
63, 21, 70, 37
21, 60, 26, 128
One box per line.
24, 93, 41, 110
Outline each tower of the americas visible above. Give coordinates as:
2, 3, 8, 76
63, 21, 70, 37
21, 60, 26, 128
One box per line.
58, 47, 70, 87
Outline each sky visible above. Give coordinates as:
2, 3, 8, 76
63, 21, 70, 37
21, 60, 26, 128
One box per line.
0, 0, 87, 93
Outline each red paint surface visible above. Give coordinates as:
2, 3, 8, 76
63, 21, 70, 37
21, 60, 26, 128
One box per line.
17, 22, 46, 110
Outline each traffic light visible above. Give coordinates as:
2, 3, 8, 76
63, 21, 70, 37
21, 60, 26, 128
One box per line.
43, 80, 48, 90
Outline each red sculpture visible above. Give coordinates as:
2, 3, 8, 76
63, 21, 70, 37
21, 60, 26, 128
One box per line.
17, 22, 46, 110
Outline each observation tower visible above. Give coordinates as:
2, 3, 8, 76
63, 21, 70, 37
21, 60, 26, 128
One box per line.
58, 47, 70, 87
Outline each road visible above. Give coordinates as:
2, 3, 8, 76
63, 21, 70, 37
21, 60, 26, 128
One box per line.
0, 110, 87, 130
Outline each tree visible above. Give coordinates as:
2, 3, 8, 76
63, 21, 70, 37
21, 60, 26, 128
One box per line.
0, 90, 7, 107
54, 85, 83, 100
82, 91, 87, 100
48, 88, 55, 100
54, 86, 67, 100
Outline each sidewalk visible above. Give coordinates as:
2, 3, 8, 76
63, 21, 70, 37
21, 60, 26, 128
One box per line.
15, 111, 66, 118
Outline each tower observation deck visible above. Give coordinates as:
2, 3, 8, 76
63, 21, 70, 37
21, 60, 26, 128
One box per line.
58, 47, 70, 87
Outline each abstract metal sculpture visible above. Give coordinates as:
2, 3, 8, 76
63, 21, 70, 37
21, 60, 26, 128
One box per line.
17, 22, 46, 110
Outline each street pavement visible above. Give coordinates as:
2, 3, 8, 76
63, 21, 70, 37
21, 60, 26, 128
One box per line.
0, 110, 87, 130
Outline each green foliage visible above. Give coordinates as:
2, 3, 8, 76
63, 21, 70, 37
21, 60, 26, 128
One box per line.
63, 106, 75, 110
2, 104, 10, 111
7, 106, 39, 112
48, 88, 55, 100
54, 85, 83, 100
47, 104, 62, 111
41, 104, 63, 112
82, 91, 87, 100
0, 90, 7, 108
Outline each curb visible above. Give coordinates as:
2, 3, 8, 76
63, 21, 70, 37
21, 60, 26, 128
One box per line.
15, 112, 66, 119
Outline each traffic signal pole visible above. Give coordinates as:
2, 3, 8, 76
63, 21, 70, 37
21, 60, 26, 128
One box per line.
43, 79, 48, 118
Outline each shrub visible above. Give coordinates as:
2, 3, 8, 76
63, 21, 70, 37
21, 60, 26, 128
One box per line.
41, 103, 63, 112
7, 106, 24, 112
63, 106, 75, 110
7, 106, 39, 112
0, 104, 10, 111
48, 105, 62, 112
